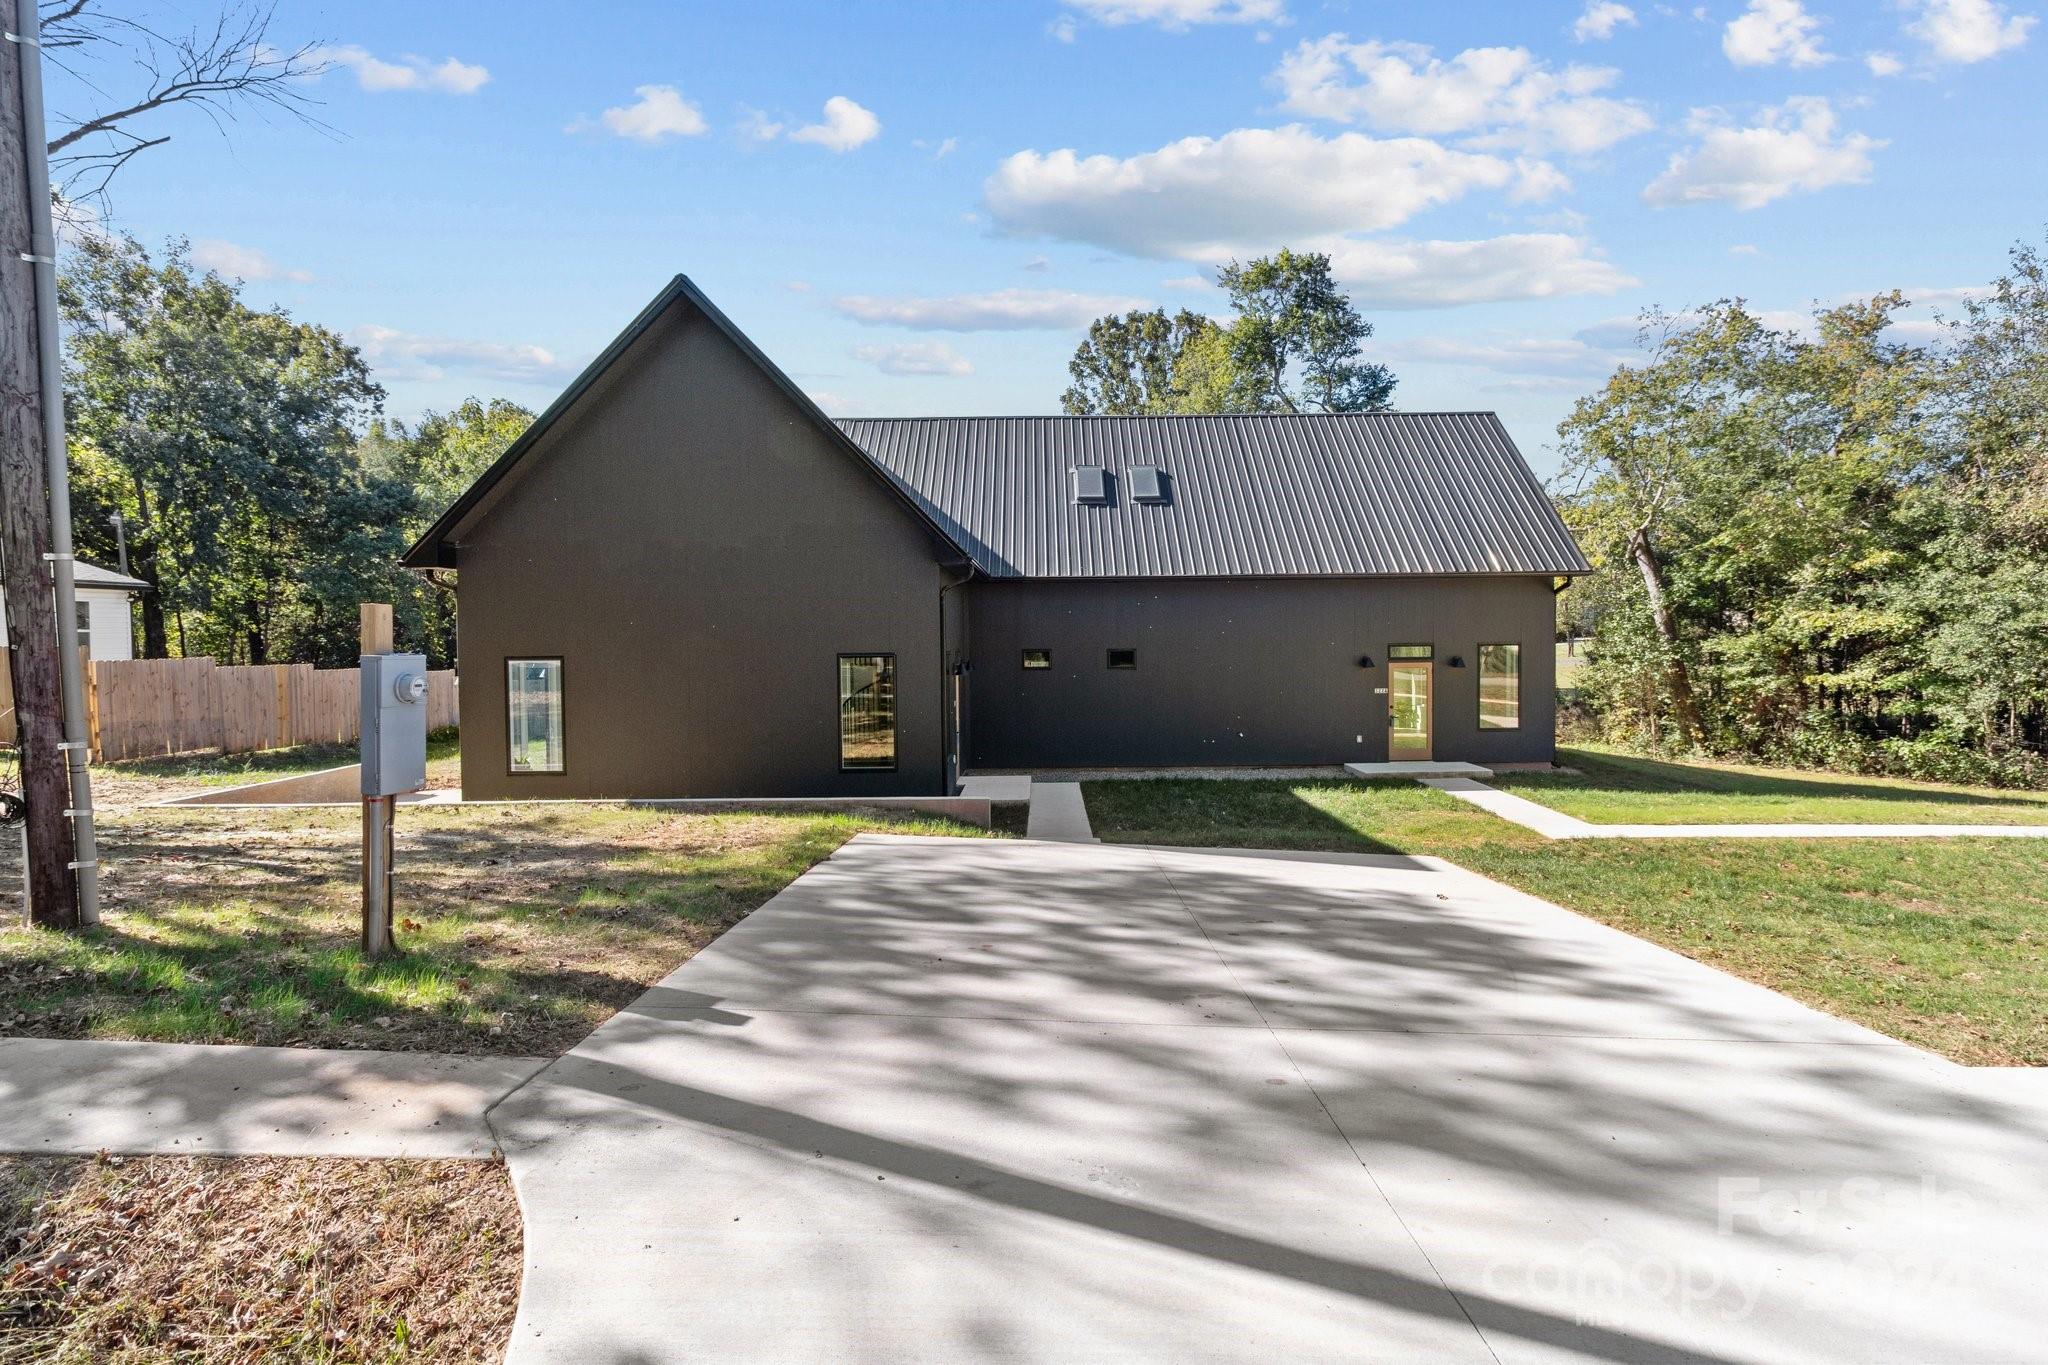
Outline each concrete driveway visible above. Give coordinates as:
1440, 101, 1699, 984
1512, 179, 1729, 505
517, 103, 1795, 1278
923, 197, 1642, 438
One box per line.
490, 834, 2045, 1364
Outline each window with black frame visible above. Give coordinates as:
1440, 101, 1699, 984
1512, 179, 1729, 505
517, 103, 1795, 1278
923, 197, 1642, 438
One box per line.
506, 658, 564, 773
839, 653, 896, 770
1479, 643, 1521, 729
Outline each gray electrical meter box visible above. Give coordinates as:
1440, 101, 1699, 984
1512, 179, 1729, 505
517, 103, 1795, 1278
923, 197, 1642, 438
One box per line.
361, 653, 429, 797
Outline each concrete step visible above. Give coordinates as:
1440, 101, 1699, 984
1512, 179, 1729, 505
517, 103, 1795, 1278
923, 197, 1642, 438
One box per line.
1344, 760, 1495, 780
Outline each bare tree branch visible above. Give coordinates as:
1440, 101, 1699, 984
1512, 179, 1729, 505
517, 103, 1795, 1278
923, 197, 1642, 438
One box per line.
36, 1, 330, 203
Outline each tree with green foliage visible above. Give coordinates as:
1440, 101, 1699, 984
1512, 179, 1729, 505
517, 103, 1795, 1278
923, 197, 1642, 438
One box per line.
1558, 239, 2048, 784
1216, 249, 1395, 413
1062, 249, 1394, 416
61, 234, 401, 665
1061, 309, 1228, 415
359, 398, 534, 666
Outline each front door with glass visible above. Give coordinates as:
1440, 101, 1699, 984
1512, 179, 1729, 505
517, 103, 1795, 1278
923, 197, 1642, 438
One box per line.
1388, 659, 1433, 761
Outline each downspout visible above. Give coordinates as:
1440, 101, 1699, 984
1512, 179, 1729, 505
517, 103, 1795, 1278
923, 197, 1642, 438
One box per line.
13, 5, 99, 924
938, 566, 974, 794
939, 573, 958, 793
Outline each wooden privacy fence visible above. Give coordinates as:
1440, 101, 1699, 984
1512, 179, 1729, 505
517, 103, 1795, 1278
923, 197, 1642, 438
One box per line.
0, 650, 456, 761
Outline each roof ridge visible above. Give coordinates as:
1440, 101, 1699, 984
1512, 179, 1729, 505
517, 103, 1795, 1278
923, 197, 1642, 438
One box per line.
834, 411, 1504, 421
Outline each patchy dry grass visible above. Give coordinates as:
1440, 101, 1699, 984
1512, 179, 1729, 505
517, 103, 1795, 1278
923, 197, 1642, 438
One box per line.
1082, 777, 2048, 1066
0, 1153, 517, 1363
2, 802, 988, 1056
75, 730, 463, 808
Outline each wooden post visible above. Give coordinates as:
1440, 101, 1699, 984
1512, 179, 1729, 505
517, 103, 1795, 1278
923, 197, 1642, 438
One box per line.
82, 652, 98, 760
0, 1, 77, 926
359, 603, 394, 958
360, 603, 393, 657
274, 666, 290, 750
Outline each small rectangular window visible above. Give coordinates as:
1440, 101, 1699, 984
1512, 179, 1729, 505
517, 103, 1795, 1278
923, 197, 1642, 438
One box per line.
1022, 649, 1052, 670
507, 658, 564, 773
1387, 643, 1433, 660
74, 603, 91, 657
1107, 648, 1137, 670
1479, 643, 1521, 730
839, 653, 897, 770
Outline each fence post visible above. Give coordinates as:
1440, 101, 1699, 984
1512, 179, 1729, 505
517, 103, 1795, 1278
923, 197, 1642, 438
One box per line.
82, 652, 99, 760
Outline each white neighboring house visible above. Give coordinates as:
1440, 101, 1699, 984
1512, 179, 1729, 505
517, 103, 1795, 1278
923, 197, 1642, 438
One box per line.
0, 560, 147, 661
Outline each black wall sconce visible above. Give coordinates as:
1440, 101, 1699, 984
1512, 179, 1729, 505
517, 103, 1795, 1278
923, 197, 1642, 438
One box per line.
1357, 654, 1375, 668
1447, 655, 1466, 668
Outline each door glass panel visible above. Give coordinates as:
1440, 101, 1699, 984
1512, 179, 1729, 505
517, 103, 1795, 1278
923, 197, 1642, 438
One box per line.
839, 654, 897, 771
1389, 662, 1431, 760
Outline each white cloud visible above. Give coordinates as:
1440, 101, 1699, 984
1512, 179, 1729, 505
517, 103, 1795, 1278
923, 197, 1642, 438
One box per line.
916, 135, 960, 159
790, 96, 881, 152
832, 288, 1149, 331
320, 45, 489, 94
853, 342, 974, 376
1049, 15, 1079, 42
1722, 0, 1829, 67
1313, 234, 1638, 308
350, 326, 577, 386
986, 125, 1528, 258
1163, 274, 1213, 289
1900, 284, 1988, 310
1387, 334, 1629, 377
1730, 242, 1763, 255
1060, 0, 1285, 28
190, 238, 314, 284
1905, 0, 2035, 62
579, 85, 708, 143
1864, 50, 1907, 74
1273, 37, 1653, 155
1643, 97, 1882, 209
1574, 2, 1639, 41
738, 107, 785, 142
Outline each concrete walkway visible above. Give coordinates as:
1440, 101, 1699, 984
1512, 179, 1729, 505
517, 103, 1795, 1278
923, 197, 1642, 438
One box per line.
488, 833, 2045, 1363
0, 1037, 545, 1158
1422, 775, 2048, 839
1024, 779, 1098, 841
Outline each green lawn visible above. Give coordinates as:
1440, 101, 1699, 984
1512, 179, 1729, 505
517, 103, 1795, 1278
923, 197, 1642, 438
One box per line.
1496, 746, 2048, 825
1, 802, 987, 1056
1081, 776, 2048, 1066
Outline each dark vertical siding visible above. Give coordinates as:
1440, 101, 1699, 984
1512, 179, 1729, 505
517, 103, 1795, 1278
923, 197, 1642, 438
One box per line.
455, 303, 946, 799
964, 577, 1558, 768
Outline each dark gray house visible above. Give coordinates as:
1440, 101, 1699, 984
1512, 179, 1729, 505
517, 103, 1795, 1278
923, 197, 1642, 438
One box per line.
405, 277, 1589, 800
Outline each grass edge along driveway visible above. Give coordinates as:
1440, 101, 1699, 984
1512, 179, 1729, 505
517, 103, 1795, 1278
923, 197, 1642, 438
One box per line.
1497, 746, 2048, 826
1079, 776, 2048, 1067
1, 804, 989, 1058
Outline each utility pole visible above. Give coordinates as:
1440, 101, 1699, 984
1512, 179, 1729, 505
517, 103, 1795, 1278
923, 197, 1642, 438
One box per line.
0, 0, 83, 928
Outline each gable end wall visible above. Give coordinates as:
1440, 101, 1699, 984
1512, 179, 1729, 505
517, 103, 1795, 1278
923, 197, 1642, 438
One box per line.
453, 302, 947, 798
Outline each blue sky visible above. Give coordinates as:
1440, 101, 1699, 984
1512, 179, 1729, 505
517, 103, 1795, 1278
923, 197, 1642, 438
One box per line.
52, 0, 2045, 476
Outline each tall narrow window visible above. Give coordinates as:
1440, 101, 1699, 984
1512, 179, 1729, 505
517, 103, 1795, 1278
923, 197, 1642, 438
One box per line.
507, 658, 565, 773
74, 603, 92, 658
1479, 643, 1521, 730
839, 653, 896, 771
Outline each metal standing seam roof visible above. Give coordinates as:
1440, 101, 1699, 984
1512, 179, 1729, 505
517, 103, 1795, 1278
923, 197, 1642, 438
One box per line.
836, 413, 1590, 579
